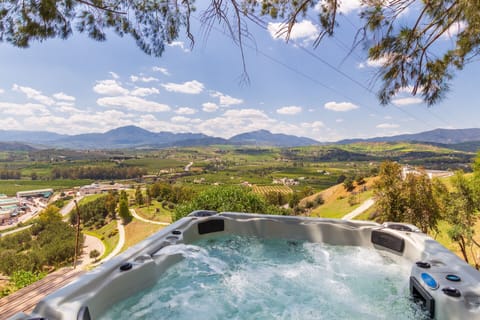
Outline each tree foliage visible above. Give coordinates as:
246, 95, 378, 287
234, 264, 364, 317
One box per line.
1, 1, 477, 105
443, 171, 478, 265
70, 192, 118, 228
135, 185, 144, 206
0, 205, 81, 276
173, 186, 289, 221
118, 190, 132, 224
373, 161, 441, 233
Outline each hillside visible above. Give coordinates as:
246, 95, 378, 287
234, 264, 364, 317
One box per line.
338, 128, 480, 144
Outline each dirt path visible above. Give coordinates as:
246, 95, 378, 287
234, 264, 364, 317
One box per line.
76, 234, 105, 268
342, 198, 375, 220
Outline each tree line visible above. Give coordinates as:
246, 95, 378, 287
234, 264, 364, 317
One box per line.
51, 166, 147, 180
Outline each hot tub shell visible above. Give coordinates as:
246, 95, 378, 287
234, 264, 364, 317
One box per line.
11, 211, 480, 320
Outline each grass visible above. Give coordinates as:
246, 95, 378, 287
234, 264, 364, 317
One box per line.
78, 193, 105, 205
352, 205, 377, 221
121, 218, 165, 252
83, 220, 119, 260
134, 201, 172, 223
310, 190, 373, 219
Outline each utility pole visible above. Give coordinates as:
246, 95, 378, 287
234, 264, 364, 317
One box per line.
73, 200, 81, 269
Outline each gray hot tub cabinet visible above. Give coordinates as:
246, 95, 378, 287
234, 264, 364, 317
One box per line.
10, 211, 480, 320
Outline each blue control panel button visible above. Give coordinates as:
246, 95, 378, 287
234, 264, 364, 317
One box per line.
421, 273, 439, 290
446, 274, 461, 282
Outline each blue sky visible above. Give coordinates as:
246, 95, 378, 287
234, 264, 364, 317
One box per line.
0, 1, 478, 142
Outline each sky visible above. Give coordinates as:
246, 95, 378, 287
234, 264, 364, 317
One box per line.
0, 1, 479, 142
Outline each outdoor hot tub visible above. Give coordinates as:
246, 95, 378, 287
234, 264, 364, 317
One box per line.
10, 211, 480, 320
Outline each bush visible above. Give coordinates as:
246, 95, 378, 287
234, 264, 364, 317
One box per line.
89, 249, 101, 261
10, 270, 46, 289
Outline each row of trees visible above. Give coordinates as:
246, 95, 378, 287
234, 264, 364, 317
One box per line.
51, 166, 147, 180
373, 156, 480, 267
0, 169, 21, 179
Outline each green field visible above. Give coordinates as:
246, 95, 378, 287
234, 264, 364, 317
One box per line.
0, 179, 92, 196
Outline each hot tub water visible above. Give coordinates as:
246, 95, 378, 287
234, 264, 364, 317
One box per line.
101, 235, 429, 319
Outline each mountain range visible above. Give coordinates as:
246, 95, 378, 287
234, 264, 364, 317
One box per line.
0, 126, 480, 150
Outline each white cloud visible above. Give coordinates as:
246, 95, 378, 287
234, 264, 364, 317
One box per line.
336, 118, 344, 123
93, 79, 129, 96
377, 123, 400, 129
130, 87, 159, 97
130, 75, 158, 83
301, 121, 324, 132
276, 106, 302, 115
316, 0, 362, 15
197, 108, 276, 138
12, 84, 55, 105
0, 102, 51, 116
324, 101, 359, 112
202, 102, 218, 113
442, 21, 466, 39
175, 107, 196, 115
152, 67, 170, 76
162, 80, 204, 94
109, 72, 119, 79
210, 91, 243, 106
0, 88, 4, 94
53, 92, 76, 101
392, 97, 423, 106
363, 56, 388, 68
0, 117, 22, 130
97, 96, 170, 112
168, 41, 190, 52
267, 20, 318, 42
171, 116, 191, 123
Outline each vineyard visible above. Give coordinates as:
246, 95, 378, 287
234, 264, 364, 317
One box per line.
252, 185, 293, 195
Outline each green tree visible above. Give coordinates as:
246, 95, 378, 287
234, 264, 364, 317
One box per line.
343, 177, 355, 192
444, 171, 478, 266
118, 195, 132, 224
1, 1, 476, 105
173, 186, 289, 221
373, 161, 405, 222
135, 186, 144, 206
402, 173, 441, 234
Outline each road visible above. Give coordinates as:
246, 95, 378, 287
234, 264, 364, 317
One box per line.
60, 196, 84, 216
184, 161, 193, 172
342, 198, 375, 220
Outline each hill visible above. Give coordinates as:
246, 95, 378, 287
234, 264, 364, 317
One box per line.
229, 130, 318, 147
337, 128, 480, 145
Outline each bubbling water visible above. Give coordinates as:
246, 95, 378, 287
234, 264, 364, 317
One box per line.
101, 236, 429, 320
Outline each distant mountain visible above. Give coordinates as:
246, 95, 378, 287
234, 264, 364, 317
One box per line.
337, 128, 480, 145
0, 142, 36, 151
229, 130, 319, 147
0, 126, 318, 149
49, 125, 213, 149
0, 130, 66, 143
